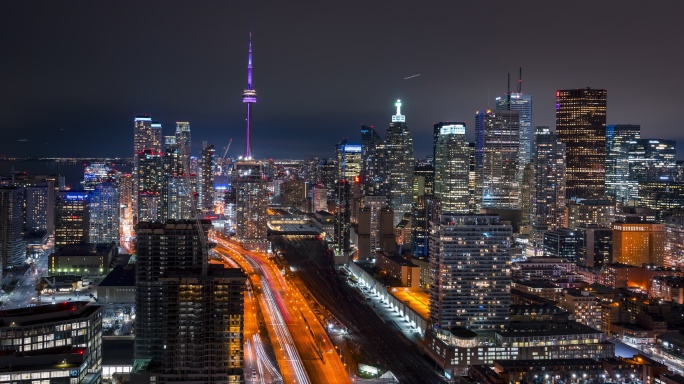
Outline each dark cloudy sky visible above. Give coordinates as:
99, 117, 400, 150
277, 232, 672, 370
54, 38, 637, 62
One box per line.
1, 1, 683, 159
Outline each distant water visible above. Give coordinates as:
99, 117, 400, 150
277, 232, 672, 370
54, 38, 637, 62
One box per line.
0, 160, 131, 189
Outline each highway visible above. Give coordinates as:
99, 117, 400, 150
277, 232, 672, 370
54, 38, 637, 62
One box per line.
272, 236, 447, 384
213, 236, 350, 384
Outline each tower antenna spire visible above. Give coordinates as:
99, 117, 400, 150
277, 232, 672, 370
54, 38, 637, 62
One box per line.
518, 66, 522, 94
242, 33, 257, 158
506, 73, 511, 110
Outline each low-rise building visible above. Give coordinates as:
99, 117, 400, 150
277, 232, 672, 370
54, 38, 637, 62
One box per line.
375, 251, 420, 288
48, 242, 118, 276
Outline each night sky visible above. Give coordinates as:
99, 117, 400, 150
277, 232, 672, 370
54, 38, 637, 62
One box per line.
2, 1, 683, 160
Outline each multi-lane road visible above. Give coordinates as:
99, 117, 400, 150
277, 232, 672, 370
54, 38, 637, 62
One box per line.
1, 245, 50, 310
272, 236, 447, 384
213, 236, 350, 384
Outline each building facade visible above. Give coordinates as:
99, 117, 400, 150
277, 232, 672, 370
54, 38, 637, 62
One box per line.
433, 122, 470, 213
429, 214, 512, 332
475, 109, 521, 210
556, 88, 607, 200
385, 100, 415, 226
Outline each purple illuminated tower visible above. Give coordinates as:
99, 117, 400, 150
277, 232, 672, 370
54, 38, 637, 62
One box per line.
242, 33, 257, 159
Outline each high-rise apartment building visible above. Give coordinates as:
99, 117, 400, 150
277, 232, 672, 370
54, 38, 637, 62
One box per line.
133, 115, 162, 224
175, 121, 191, 164
556, 88, 607, 200
233, 160, 268, 252
137, 149, 163, 222
89, 182, 120, 245
475, 109, 521, 210
55, 191, 89, 249
385, 100, 415, 226
157, 267, 246, 383
357, 196, 394, 259
199, 143, 215, 213
606, 124, 640, 204
531, 127, 566, 242
0, 187, 25, 269
433, 122, 470, 213
133, 220, 246, 383
26, 180, 55, 234
495, 80, 532, 166
429, 214, 512, 332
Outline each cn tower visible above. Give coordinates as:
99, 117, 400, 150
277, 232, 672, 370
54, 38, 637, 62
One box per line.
242, 33, 257, 159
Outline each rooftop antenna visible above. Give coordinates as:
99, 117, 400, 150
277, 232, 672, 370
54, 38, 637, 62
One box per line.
517, 66, 522, 94
506, 73, 511, 110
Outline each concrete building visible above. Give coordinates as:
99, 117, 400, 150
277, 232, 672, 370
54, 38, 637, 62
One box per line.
357, 196, 394, 260
89, 182, 119, 245
375, 251, 420, 288
97, 264, 136, 305
559, 289, 602, 330
566, 199, 615, 229
133, 220, 246, 383
0, 302, 102, 384
55, 191, 89, 249
233, 160, 269, 252
48, 242, 118, 276
0, 186, 26, 270
612, 221, 665, 266
429, 214, 512, 332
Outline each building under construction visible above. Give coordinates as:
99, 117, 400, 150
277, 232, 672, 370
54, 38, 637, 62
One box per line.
132, 220, 246, 383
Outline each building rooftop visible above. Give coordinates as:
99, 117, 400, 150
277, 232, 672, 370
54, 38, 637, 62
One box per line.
103, 338, 134, 366
389, 287, 429, 320
512, 280, 560, 289
53, 242, 116, 257
494, 358, 600, 368
98, 265, 136, 287
377, 252, 417, 267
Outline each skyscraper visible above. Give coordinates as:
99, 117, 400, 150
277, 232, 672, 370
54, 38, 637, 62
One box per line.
429, 214, 512, 332
242, 34, 257, 159
433, 122, 470, 213
26, 179, 55, 234
628, 138, 677, 182
133, 115, 162, 224
175, 121, 192, 164
133, 220, 247, 383
0, 187, 25, 270
606, 124, 640, 204
495, 70, 532, 165
199, 143, 215, 213
531, 127, 566, 242
385, 100, 415, 226
360, 125, 388, 196
233, 160, 268, 252
89, 182, 120, 245
55, 191, 89, 249
556, 88, 607, 200
137, 149, 163, 222
475, 109, 521, 210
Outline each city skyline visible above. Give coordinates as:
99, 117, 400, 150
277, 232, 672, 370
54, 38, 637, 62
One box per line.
2, 1, 684, 159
